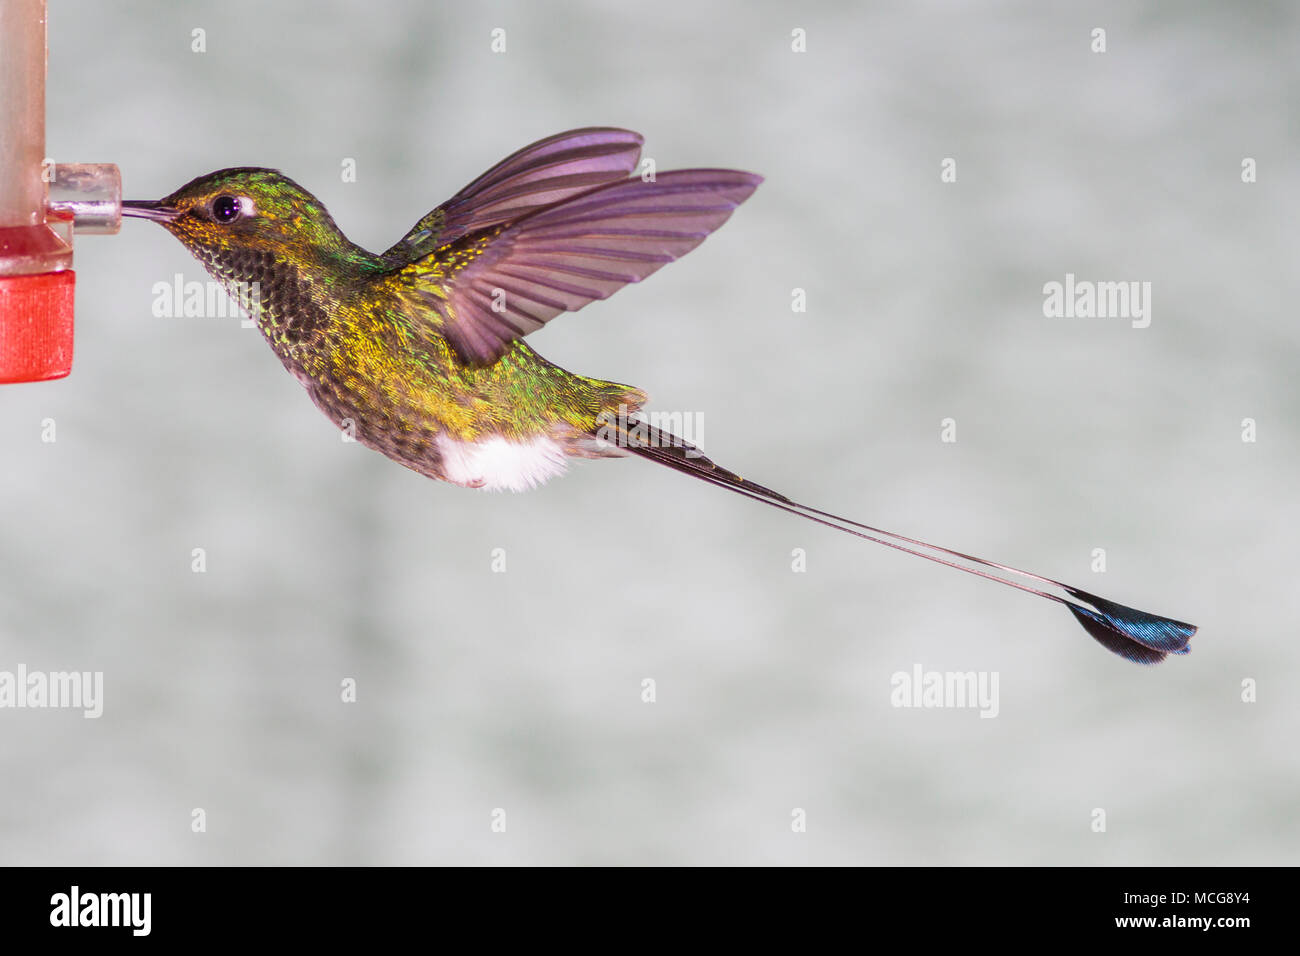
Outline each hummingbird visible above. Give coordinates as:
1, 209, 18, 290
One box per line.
122, 127, 1196, 664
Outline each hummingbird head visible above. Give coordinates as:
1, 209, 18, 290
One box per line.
123, 168, 358, 279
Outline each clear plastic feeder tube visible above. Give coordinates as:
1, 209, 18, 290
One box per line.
0, 0, 46, 234
48, 163, 123, 234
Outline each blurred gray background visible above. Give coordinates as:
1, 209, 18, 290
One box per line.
1, 0, 1295, 865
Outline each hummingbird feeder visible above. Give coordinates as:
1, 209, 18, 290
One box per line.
0, 0, 122, 383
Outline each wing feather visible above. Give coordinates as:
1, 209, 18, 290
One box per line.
381, 128, 644, 263
397, 169, 762, 365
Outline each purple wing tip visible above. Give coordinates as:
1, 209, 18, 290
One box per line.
589, 127, 644, 144
698, 168, 763, 194
642, 168, 764, 197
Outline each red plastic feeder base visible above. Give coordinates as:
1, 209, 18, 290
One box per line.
0, 270, 75, 383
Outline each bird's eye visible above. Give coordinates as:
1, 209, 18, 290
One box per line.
211, 195, 242, 223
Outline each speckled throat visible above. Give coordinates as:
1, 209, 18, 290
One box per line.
181, 236, 339, 379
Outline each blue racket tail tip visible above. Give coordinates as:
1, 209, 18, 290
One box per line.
1063, 587, 1197, 665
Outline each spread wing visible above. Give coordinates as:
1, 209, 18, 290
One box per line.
392, 169, 762, 365
381, 127, 645, 264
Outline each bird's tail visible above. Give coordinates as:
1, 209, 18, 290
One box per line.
596, 418, 1196, 665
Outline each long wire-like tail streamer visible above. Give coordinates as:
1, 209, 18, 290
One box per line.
605, 421, 1196, 664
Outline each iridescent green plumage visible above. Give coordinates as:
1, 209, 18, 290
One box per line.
133, 161, 664, 486
123, 130, 762, 488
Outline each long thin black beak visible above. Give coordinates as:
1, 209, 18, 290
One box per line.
121, 200, 179, 223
